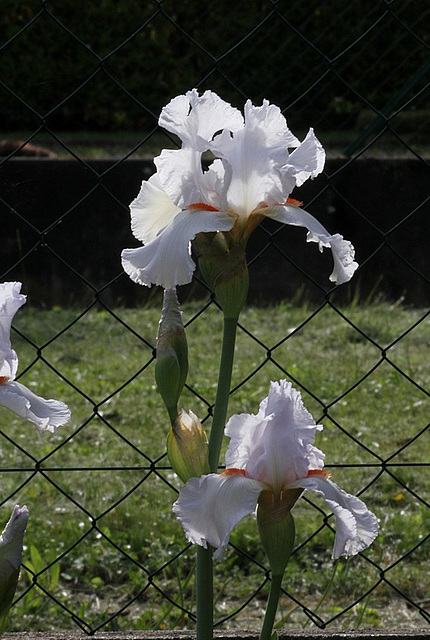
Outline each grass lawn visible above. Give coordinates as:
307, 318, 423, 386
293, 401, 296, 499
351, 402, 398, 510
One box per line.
2, 299, 430, 632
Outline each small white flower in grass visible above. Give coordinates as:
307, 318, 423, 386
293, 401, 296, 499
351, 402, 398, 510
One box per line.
0, 282, 71, 434
122, 89, 358, 290
173, 380, 378, 562
0, 505, 29, 631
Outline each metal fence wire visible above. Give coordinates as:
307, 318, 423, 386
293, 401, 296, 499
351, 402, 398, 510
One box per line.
1, 0, 430, 634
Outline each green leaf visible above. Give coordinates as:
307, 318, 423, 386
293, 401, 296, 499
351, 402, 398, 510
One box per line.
30, 545, 45, 575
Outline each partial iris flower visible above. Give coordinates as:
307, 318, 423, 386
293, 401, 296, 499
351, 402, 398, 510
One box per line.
173, 380, 378, 561
0, 282, 71, 434
122, 89, 357, 290
0, 505, 29, 632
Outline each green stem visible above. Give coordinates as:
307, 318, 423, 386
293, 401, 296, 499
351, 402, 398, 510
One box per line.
196, 546, 213, 640
208, 315, 238, 472
259, 573, 283, 640
196, 314, 238, 640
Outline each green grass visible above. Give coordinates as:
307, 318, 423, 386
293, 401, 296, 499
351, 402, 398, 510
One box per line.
2, 299, 430, 632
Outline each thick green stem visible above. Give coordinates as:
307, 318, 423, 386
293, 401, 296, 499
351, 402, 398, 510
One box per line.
196, 546, 213, 640
196, 314, 238, 640
259, 573, 283, 640
208, 315, 238, 472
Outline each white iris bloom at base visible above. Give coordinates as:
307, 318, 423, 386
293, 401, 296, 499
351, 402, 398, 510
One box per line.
0, 282, 71, 433
122, 89, 358, 289
173, 380, 378, 561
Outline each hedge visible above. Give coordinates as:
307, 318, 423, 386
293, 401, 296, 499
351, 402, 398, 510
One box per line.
1, 0, 429, 132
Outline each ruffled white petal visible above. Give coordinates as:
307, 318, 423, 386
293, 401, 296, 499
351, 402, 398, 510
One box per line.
0, 505, 29, 571
0, 283, 26, 343
0, 381, 71, 434
130, 174, 181, 245
159, 89, 243, 150
173, 472, 264, 560
225, 380, 324, 492
154, 148, 209, 210
243, 99, 301, 150
325, 233, 359, 285
0, 282, 26, 380
154, 151, 231, 214
122, 208, 236, 288
210, 100, 297, 217
291, 474, 379, 559
282, 128, 325, 188
155, 91, 243, 211
196, 159, 231, 211
265, 205, 358, 284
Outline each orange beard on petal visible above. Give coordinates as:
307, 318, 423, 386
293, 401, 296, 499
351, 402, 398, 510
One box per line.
255, 198, 303, 209
220, 468, 247, 477
0, 376, 10, 384
307, 469, 331, 479
188, 203, 220, 212
286, 197, 303, 207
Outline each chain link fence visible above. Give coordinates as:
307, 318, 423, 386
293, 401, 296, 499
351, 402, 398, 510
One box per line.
1, 0, 430, 634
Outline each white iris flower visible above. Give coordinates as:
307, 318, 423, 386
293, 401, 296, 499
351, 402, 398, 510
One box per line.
122, 90, 358, 289
173, 380, 378, 561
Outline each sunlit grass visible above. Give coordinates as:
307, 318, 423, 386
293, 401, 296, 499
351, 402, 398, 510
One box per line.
2, 299, 429, 631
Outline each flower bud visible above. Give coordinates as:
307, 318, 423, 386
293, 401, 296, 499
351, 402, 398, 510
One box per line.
257, 489, 300, 577
0, 505, 29, 633
155, 288, 188, 423
167, 410, 210, 483
193, 231, 249, 320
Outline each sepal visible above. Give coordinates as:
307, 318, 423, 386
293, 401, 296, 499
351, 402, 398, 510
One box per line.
257, 489, 300, 576
194, 231, 249, 319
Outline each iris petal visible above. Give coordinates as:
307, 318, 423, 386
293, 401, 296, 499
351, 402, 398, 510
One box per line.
291, 474, 379, 559
0, 381, 71, 434
0, 282, 26, 380
122, 208, 235, 289
210, 100, 297, 217
225, 380, 324, 491
283, 128, 325, 187
265, 205, 358, 284
173, 472, 264, 559
129, 174, 181, 245
159, 89, 243, 150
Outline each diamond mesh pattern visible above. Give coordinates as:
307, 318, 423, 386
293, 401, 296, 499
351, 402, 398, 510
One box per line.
1, 0, 429, 633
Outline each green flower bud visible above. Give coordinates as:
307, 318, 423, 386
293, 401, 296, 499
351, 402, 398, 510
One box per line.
155, 288, 188, 423
167, 410, 210, 483
257, 489, 300, 577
